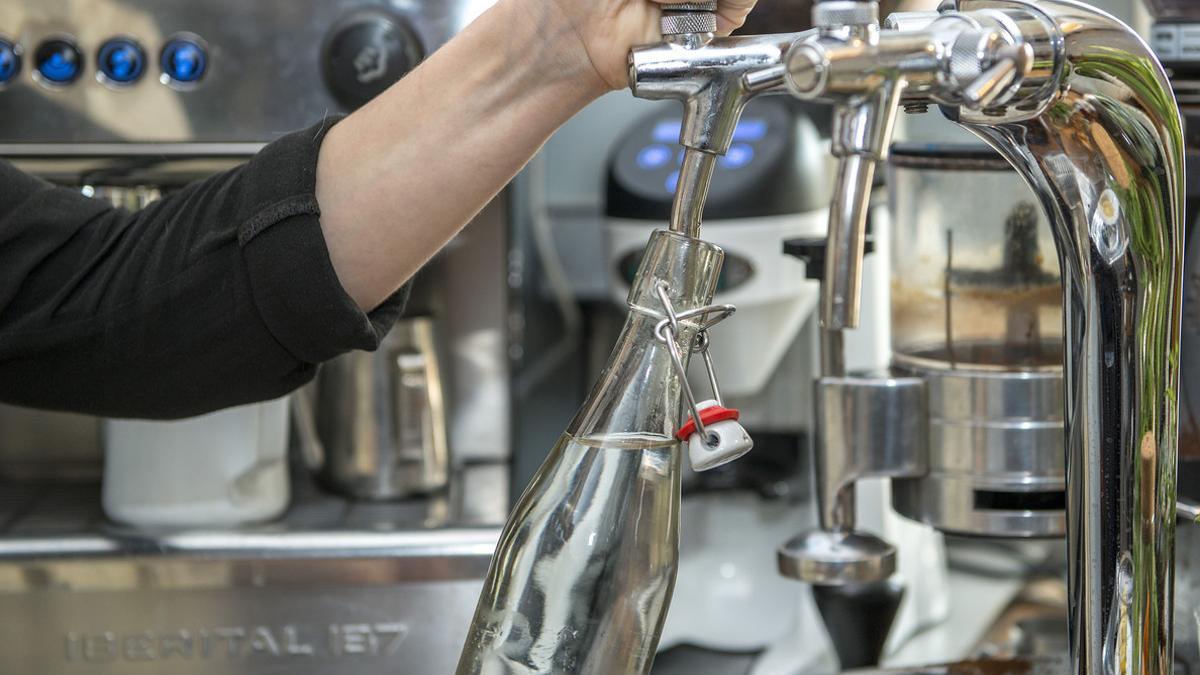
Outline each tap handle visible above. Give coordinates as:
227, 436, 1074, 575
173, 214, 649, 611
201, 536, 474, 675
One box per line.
955, 36, 1032, 109
962, 59, 1016, 108
961, 45, 1030, 109
661, 1, 719, 36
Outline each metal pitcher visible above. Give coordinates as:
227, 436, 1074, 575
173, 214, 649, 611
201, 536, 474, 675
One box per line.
295, 316, 450, 500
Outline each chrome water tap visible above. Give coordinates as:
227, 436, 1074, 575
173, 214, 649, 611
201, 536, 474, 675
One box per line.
779, 3, 1184, 673
631, 0, 1185, 673
629, 3, 811, 237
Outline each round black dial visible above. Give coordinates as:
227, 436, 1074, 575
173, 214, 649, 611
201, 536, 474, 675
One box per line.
322, 9, 423, 110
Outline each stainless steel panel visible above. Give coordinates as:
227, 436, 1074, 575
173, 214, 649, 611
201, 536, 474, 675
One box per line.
892, 364, 1066, 538
0, 0, 495, 144
1, 581, 484, 674
813, 374, 928, 530
0, 465, 507, 674
0, 406, 102, 481
892, 474, 1066, 539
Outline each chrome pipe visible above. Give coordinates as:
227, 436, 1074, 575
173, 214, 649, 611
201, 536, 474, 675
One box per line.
956, 3, 1185, 670
630, 0, 1185, 669
818, 326, 855, 531
629, 32, 806, 239
784, 0, 1184, 670
822, 154, 877, 330
960, 27, 1182, 668
669, 149, 717, 237
1181, 499, 1200, 523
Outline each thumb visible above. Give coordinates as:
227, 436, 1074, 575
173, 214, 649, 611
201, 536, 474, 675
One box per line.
715, 0, 756, 34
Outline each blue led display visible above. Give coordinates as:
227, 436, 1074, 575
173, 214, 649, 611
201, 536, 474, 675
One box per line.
99, 39, 145, 84
0, 40, 18, 84
653, 120, 683, 143
161, 38, 207, 84
35, 40, 83, 84
653, 117, 767, 143
719, 143, 755, 169
637, 144, 673, 170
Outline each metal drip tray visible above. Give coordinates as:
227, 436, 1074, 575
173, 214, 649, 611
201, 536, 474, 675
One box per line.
846, 658, 1068, 675
0, 464, 506, 675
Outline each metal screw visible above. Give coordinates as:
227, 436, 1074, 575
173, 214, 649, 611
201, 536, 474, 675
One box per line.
903, 103, 930, 114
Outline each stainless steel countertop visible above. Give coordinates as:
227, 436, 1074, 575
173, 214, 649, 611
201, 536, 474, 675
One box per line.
0, 463, 508, 586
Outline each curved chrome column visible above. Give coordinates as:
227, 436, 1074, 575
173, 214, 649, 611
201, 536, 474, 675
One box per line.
629, 0, 1185, 670
955, 2, 1185, 672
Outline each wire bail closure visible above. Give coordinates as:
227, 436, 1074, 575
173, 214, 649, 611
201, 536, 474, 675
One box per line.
653, 281, 736, 447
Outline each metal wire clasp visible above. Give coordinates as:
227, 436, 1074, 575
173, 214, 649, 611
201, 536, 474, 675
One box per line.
653, 281, 737, 446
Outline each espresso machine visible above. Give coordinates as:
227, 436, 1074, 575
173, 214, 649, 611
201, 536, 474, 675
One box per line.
627, 0, 1184, 673
0, 2, 513, 673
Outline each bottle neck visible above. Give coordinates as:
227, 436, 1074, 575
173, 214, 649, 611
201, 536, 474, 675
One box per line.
568, 310, 701, 443
567, 230, 723, 444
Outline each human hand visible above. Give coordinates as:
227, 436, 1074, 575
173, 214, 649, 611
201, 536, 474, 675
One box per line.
524, 0, 758, 93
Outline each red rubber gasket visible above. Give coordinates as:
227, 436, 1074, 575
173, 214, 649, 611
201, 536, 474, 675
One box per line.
676, 405, 741, 441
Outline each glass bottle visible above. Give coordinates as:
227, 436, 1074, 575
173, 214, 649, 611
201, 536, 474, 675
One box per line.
456, 230, 724, 675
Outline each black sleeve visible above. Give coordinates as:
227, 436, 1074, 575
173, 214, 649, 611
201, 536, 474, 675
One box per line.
0, 117, 409, 419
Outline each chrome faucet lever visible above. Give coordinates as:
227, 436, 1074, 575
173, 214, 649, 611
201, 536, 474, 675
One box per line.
629, 23, 811, 237
961, 43, 1031, 109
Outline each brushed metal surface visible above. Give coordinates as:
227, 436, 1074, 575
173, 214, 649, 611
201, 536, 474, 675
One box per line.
0, 464, 507, 674
1, 583, 485, 674
0, 0, 496, 144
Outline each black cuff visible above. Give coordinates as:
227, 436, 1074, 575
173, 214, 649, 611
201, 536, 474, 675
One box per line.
237, 116, 409, 364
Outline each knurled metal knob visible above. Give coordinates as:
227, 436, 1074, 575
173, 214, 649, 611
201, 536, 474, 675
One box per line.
949, 30, 990, 86
662, 1, 719, 36
812, 0, 879, 29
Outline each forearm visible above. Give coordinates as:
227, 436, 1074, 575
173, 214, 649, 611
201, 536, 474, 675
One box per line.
316, 0, 607, 311
0, 124, 404, 419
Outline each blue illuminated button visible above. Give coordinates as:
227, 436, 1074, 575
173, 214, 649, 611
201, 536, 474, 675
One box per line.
35, 39, 83, 85
665, 170, 680, 194
160, 37, 207, 84
636, 144, 673, 170
0, 39, 20, 84
720, 143, 755, 170
98, 39, 146, 85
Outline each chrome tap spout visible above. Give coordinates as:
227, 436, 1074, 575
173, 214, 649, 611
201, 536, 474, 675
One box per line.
630, 30, 810, 237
